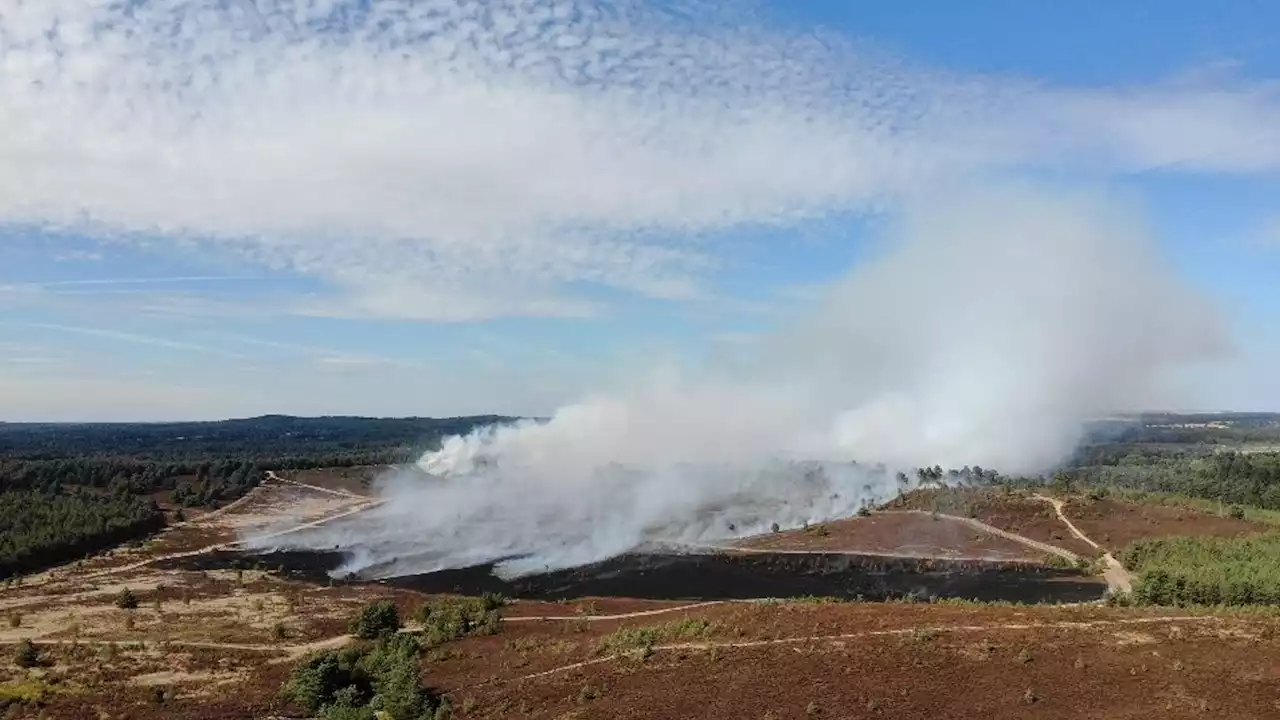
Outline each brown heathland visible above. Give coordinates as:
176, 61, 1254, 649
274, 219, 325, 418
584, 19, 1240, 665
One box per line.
734, 512, 1044, 561
5, 475, 1280, 719
881, 488, 1101, 558
1060, 497, 1270, 552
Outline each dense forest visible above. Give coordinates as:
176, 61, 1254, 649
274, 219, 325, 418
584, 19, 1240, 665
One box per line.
1060, 450, 1280, 511
0, 415, 516, 579
0, 489, 164, 578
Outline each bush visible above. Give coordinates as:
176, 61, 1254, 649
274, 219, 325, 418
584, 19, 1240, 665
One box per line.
115, 587, 139, 610
281, 634, 438, 720
281, 648, 368, 714
350, 599, 401, 640
416, 596, 503, 646
1227, 505, 1246, 520
13, 640, 39, 669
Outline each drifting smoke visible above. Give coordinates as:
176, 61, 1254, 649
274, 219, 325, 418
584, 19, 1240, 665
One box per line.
261, 185, 1223, 578
0, 1, 1233, 575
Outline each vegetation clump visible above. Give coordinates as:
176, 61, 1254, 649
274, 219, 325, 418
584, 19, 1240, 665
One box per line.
115, 587, 140, 610
281, 634, 440, 720
596, 618, 716, 656
12, 640, 40, 669
1123, 533, 1280, 606
349, 599, 402, 640
416, 594, 504, 646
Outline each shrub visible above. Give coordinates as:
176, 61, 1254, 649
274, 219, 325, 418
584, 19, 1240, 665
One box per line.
281, 633, 438, 720
13, 639, 39, 668
7, 613, 20, 629
1227, 505, 1246, 520
596, 618, 715, 656
416, 597, 503, 646
115, 587, 139, 610
350, 599, 402, 640
281, 648, 367, 714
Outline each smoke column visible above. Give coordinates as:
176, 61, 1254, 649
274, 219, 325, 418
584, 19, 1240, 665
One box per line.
257, 184, 1223, 578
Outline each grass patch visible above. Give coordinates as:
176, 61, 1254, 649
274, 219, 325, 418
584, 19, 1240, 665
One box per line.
0, 680, 52, 704
1123, 533, 1280, 605
596, 618, 716, 655
1105, 488, 1280, 526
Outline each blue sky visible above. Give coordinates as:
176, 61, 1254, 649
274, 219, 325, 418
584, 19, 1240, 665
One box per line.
2, 0, 1279, 421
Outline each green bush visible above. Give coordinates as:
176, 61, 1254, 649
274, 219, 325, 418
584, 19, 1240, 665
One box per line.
596, 618, 716, 655
415, 596, 503, 646
1123, 533, 1280, 606
281, 648, 368, 714
283, 616, 438, 720
350, 599, 402, 640
13, 639, 39, 669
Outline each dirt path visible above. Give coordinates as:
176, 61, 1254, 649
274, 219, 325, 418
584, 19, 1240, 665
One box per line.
505, 602, 724, 623
68, 479, 383, 583
885, 510, 1082, 563
498, 614, 1221, 686
265, 470, 368, 499
705, 510, 1081, 565
1033, 494, 1133, 595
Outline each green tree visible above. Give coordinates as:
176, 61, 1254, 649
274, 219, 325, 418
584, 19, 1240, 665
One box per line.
350, 599, 402, 640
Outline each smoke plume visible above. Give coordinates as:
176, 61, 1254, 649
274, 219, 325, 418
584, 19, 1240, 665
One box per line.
257, 184, 1223, 578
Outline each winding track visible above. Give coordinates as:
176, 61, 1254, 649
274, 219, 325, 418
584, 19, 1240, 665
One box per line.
487, 614, 1222, 687
1033, 494, 1134, 594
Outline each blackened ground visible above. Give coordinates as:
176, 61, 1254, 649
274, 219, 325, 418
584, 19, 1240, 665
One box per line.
158, 550, 1107, 604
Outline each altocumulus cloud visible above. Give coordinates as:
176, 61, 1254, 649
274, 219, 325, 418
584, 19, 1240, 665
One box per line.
2, 0, 1279, 320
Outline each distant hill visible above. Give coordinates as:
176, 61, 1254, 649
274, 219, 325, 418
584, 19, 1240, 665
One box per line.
0, 414, 521, 461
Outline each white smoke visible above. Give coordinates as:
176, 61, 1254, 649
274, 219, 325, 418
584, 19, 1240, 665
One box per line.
259, 184, 1224, 578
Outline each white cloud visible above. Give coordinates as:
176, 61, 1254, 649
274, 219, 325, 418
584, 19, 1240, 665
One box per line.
12, 322, 252, 360
1, 1, 1279, 321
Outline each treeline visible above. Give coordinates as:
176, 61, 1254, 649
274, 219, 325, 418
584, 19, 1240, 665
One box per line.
0, 457, 264, 506
1062, 451, 1280, 511
0, 414, 516, 461
1122, 534, 1280, 606
0, 415, 515, 579
0, 489, 164, 579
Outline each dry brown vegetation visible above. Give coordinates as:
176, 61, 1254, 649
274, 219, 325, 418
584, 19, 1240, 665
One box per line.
734, 512, 1043, 561
1060, 496, 1270, 552
882, 488, 1102, 558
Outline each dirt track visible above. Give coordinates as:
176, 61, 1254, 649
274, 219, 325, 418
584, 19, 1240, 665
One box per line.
1035, 494, 1133, 594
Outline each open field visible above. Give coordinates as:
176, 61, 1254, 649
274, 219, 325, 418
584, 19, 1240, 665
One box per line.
1060, 497, 1270, 552
4, 473, 1280, 719
881, 488, 1102, 558
733, 512, 1045, 561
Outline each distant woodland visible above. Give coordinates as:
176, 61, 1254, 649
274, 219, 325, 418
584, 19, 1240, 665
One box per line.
0, 415, 515, 579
